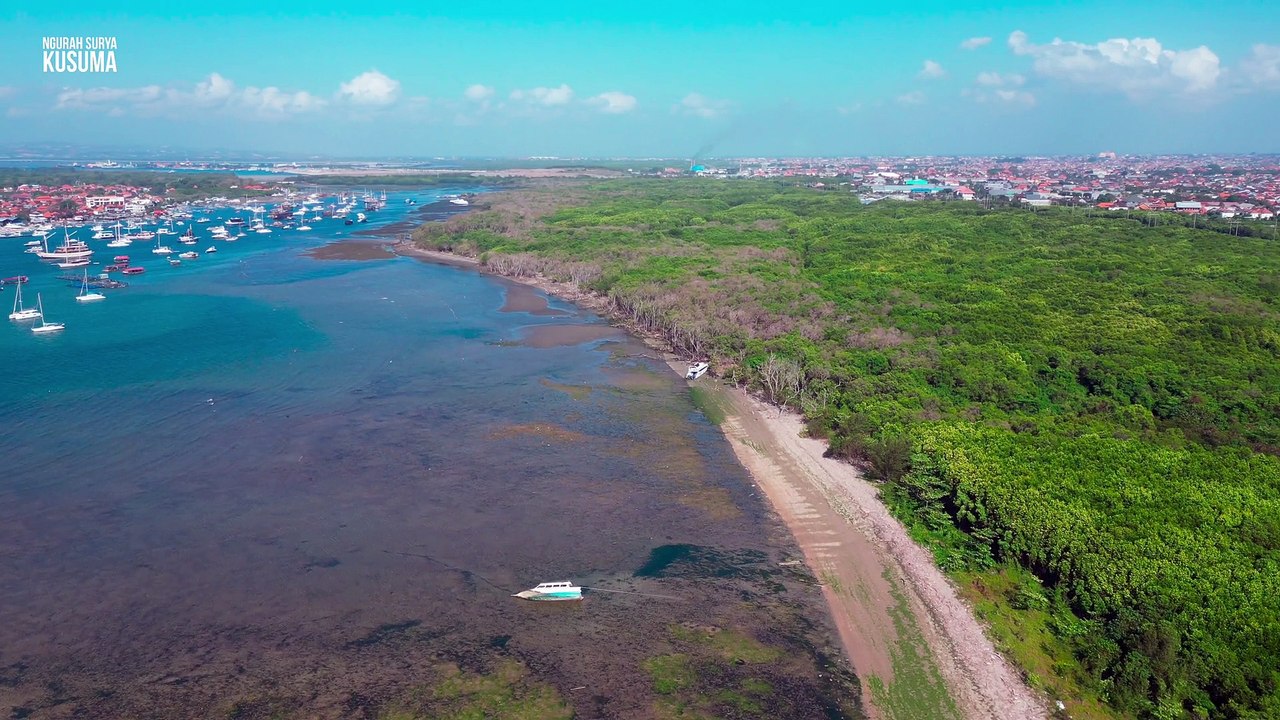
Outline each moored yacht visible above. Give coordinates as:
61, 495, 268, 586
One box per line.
30, 293, 65, 334
9, 281, 40, 321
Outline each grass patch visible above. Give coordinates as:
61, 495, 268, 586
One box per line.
867, 568, 962, 720
688, 384, 727, 425
670, 624, 782, 664
645, 653, 696, 695
955, 565, 1121, 720
379, 660, 572, 720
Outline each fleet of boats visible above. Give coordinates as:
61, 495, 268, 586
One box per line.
3, 190, 469, 338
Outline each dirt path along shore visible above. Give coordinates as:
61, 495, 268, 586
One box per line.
707, 384, 1046, 720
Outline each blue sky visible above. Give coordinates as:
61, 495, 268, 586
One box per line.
2, 1, 1278, 157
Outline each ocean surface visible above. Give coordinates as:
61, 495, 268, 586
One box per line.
0, 192, 855, 719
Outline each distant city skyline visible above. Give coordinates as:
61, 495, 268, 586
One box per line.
2, 1, 1279, 156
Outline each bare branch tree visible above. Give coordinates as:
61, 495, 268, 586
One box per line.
759, 353, 803, 408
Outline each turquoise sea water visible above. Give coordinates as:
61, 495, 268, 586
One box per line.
0, 193, 850, 718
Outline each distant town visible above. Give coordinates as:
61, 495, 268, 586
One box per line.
1, 154, 1278, 233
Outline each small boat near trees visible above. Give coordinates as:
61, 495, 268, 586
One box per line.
685, 362, 709, 380
513, 581, 583, 601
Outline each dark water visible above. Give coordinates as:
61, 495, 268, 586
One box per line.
0, 196, 856, 718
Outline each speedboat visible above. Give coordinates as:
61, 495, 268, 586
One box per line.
206, 246, 218, 254
685, 362, 710, 380
512, 581, 583, 601
179, 251, 198, 259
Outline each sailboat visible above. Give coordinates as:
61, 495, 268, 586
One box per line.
9, 281, 41, 321
31, 293, 65, 334
152, 235, 175, 255
106, 221, 131, 247
178, 226, 198, 245
75, 270, 106, 303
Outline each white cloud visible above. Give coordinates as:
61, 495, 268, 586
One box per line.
0, 86, 16, 100
1008, 30, 1220, 99
960, 36, 992, 51
54, 73, 327, 118
1239, 44, 1280, 89
464, 84, 494, 102
896, 90, 926, 105
337, 70, 400, 106
193, 72, 235, 104
510, 84, 574, 106
676, 92, 729, 118
244, 86, 326, 114
56, 85, 164, 109
588, 91, 637, 114
918, 60, 947, 79
976, 71, 1025, 87
966, 71, 1035, 108
993, 89, 1037, 107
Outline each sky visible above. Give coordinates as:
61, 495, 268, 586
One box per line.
2, 1, 1279, 158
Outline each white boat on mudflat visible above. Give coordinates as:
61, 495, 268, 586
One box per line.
513, 581, 583, 602
685, 362, 709, 380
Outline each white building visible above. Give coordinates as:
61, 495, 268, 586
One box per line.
85, 195, 125, 209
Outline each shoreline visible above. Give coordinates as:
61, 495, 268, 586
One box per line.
396, 240, 1046, 720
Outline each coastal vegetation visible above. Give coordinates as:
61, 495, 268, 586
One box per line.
413, 179, 1280, 719
0, 168, 270, 200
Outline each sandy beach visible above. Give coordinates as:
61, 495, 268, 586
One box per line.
708, 388, 1046, 720
399, 241, 1047, 720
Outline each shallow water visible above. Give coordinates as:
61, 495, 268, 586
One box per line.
0, 194, 856, 718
